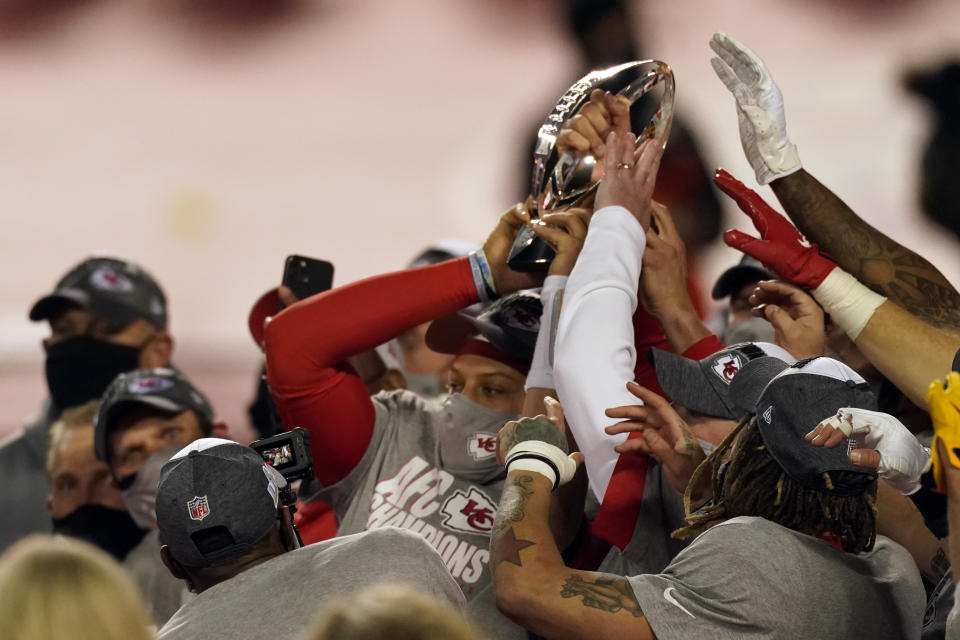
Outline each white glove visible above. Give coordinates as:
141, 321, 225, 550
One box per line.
709, 32, 802, 185
820, 407, 930, 495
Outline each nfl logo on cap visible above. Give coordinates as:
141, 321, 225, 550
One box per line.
187, 495, 210, 521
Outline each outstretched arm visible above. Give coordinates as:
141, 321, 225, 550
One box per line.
717, 170, 960, 407
265, 205, 540, 486
492, 407, 656, 640
770, 170, 960, 329
709, 31, 960, 329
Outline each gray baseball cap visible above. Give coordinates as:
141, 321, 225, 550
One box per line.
95, 368, 214, 461
735, 357, 878, 495
157, 439, 287, 568
649, 342, 796, 419
30, 256, 167, 329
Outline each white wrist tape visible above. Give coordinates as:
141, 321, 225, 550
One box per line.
507, 458, 558, 488
812, 268, 887, 341
505, 440, 577, 491
525, 275, 567, 391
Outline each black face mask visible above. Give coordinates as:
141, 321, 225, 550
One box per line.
52, 504, 147, 561
45, 337, 142, 410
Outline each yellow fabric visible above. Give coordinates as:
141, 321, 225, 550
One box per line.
925, 372, 960, 493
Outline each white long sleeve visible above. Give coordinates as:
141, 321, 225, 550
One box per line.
555, 205, 646, 500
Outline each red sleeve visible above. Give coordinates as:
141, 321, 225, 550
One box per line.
631, 305, 670, 397
264, 258, 479, 485
682, 334, 726, 360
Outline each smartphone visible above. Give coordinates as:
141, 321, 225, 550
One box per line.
281, 255, 334, 304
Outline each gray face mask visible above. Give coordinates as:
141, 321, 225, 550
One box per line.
404, 371, 446, 401
438, 393, 518, 484
722, 315, 776, 346
120, 446, 181, 529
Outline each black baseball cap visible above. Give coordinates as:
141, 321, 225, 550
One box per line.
157, 439, 287, 568
711, 254, 774, 300
649, 342, 796, 419
425, 292, 542, 373
733, 356, 878, 495
30, 256, 167, 330
95, 368, 215, 461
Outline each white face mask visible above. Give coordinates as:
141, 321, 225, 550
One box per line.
438, 394, 518, 484
120, 446, 181, 529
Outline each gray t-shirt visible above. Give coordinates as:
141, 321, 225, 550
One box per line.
123, 528, 191, 627
156, 528, 465, 640
628, 516, 925, 640
315, 390, 524, 640
598, 462, 689, 577
0, 403, 56, 553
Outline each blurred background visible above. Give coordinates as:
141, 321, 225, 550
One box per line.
2, 0, 958, 442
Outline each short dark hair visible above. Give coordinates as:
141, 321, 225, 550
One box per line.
674, 416, 878, 553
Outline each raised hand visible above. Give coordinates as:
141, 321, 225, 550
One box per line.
639, 202, 694, 320
709, 31, 801, 185
497, 396, 584, 485
806, 407, 929, 495
482, 198, 545, 294
595, 133, 665, 229
557, 89, 632, 158
748, 280, 825, 359
533, 207, 592, 277
715, 168, 836, 290
604, 381, 706, 498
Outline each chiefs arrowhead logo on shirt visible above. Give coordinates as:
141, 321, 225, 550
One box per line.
711, 354, 743, 384
440, 487, 497, 535
468, 432, 497, 461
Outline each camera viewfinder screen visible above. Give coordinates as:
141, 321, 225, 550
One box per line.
260, 444, 294, 469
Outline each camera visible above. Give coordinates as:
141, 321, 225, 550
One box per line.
250, 427, 314, 483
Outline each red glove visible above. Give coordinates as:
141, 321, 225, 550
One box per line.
714, 168, 836, 290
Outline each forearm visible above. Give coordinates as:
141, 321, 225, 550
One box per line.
771, 170, 960, 328
492, 471, 653, 640
265, 258, 478, 388
656, 307, 712, 355
876, 481, 947, 583
556, 206, 647, 499
264, 258, 478, 484
855, 301, 960, 407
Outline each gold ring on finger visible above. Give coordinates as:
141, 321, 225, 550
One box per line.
617, 162, 633, 170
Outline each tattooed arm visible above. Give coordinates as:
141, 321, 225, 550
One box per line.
770, 170, 960, 330
491, 469, 656, 640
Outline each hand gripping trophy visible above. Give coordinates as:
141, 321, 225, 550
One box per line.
508, 61, 675, 271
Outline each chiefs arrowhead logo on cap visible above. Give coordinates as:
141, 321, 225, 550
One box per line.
712, 354, 743, 384
90, 266, 135, 293
128, 377, 175, 394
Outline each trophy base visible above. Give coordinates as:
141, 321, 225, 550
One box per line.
507, 225, 555, 273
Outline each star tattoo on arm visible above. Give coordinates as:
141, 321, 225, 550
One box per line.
492, 527, 536, 567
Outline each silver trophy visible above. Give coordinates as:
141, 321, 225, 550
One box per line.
507, 60, 675, 272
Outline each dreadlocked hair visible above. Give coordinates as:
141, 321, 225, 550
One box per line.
672, 415, 878, 553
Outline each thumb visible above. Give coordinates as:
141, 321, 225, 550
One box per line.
849, 448, 881, 470
570, 452, 585, 470
544, 396, 566, 431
